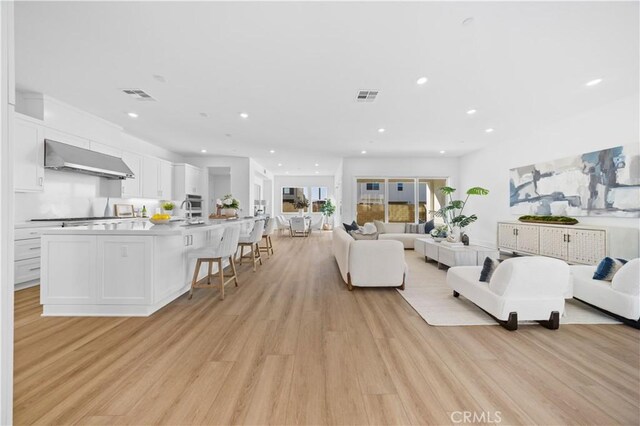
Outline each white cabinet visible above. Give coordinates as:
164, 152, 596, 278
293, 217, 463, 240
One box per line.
41, 235, 97, 303
173, 163, 203, 201
142, 156, 173, 200
96, 237, 152, 304
121, 151, 142, 198
497, 223, 537, 253
498, 222, 608, 265
13, 116, 44, 192
159, 160, 173, 200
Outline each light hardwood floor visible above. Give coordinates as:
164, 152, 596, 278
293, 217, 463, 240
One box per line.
14, 232, 640, 425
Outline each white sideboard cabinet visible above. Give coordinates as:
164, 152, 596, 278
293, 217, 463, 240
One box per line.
498, 221, 611, 265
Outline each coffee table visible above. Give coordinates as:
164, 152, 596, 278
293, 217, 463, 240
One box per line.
415, 238, 499, 269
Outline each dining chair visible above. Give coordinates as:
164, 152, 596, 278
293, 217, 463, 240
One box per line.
188, 225, 241, 300
290, 216, 309, 237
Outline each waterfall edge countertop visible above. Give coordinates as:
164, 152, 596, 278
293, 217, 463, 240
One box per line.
40, 218, 256, 236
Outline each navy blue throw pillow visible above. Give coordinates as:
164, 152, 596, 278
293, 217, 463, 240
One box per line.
479, 257, 501, 283
424, 219, 435, 234
343, 221, 359, 232
593, 257, 627, 281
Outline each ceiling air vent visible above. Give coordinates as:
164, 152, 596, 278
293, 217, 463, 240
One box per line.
121, 88, 156, 101
356, 90, 379, 102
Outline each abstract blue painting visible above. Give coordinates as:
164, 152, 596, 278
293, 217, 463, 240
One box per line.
510, 145, 640, 217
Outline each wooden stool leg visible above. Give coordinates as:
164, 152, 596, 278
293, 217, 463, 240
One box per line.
218, 258, 225, 300
207, 261, 213, 284
251, 244, 257, 272
230, 256, 239, 287
268, 235, 274, 255
256, 243, 263, 266
188, 259, 202, 300
238, 245, 244, 264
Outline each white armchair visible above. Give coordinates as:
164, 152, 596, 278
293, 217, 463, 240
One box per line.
447, 256, 570, 330
290, 216, 310, 237
571, 258, 639, 328
275, 215, 291, 235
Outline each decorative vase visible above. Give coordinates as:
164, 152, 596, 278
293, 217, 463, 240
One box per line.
221, 208, 237, 217
163, 209, 173, 217
461, 233, 470, 246
446, 226, 461, 243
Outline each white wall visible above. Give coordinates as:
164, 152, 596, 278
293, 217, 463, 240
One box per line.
207, 168, 231, 213
274, 175, 336, 220
341, 157, 459, 223
14, 95, 184, 222
185, 156, 251, 217
459, 95, 640, 247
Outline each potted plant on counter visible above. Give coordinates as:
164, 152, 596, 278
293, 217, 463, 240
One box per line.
320, 198, 336, 230
162, 202, 175, 216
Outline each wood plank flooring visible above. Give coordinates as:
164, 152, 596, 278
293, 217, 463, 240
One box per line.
14, 231, 640, 425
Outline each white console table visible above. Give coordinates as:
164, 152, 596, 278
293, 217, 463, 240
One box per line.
415, 238, 499, 269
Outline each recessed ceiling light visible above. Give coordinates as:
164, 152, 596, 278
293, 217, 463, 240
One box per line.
585, 78, 603, 87
416, 77, 428, 85
201, 149, 207, 153
127, 112, 138, 118
239, 112, 249, 119
466, 109, 477, 115
378, 128, 385, 133
315, 163, 319, 167
277, 163, 282, 167
315, 171, 319, 174
361, 150, 367, 154
285, 171, 289, 174
269, 149, 275, 154
439, 150, 446, 154
485, 128, 494, 133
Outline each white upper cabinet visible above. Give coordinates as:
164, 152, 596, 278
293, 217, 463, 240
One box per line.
159, 160, 173, 200
14, 115, 45, 192
42, 127, 91, 149
173, 164, 202, 201
121, 151, 142, 198
141, 156, 174, 200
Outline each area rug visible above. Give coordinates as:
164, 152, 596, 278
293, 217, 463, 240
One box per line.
398, 250, 621, 326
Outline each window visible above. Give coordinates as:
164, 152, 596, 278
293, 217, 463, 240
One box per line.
356, 177, 448, 225
311, 187, 328, 213
388, 179, 415, 223
281, 187, 308, 213
365, 182, 380, 191
356, 179, 385, 225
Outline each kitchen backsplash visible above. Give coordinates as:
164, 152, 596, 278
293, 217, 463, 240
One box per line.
14, 170, 171, 222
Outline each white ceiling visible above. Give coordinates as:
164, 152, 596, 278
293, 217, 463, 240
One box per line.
15, 1, 639, 176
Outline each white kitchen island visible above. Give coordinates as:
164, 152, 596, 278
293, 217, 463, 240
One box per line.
40, 219, 256, 316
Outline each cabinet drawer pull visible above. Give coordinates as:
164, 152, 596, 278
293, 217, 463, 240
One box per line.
29, 267, 41, 271
39, 177, 44, 186
29, 247, 40, 250
567, 234, 571, 243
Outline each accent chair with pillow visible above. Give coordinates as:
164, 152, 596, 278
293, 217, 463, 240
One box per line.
446, 256, 570, 331
571, 258, 639, 328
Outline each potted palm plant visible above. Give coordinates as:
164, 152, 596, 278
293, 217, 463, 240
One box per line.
433, 186, 489, 243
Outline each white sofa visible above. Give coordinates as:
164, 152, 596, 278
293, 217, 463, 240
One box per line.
571, 258, 639, 327
447, 256, 570, 330
374, 222, 430, 249
332, 227, 408, 290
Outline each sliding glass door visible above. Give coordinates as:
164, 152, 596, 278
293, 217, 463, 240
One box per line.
356, 177, 447, 225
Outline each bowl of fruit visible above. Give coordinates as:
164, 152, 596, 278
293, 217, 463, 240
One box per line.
149, 213, 172, 225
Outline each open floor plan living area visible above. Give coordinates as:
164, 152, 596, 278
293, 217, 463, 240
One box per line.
0, 1, 638, 425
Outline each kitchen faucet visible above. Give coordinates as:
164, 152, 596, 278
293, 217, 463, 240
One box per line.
180, 198, 193, 219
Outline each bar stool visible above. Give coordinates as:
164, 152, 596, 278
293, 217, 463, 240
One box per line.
259, 217, 276, 257
237, 220, 265, 272
188, 225, 241, 300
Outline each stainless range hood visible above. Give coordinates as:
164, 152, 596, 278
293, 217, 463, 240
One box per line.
44, 139, 134, 180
